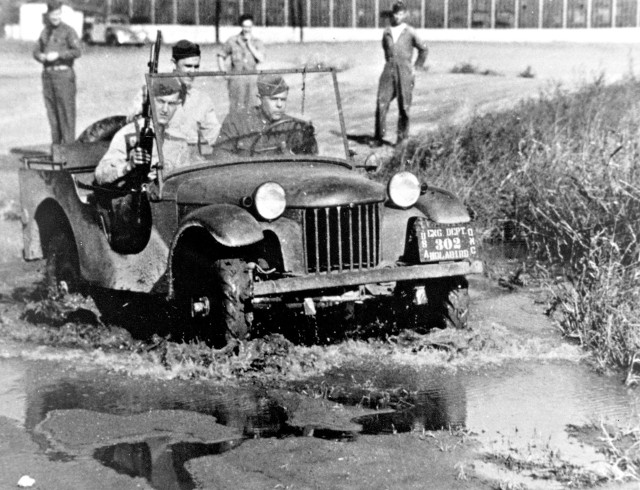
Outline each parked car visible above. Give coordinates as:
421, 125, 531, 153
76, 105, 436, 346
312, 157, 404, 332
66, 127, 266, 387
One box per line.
19, 66, 482, 346
82, 14, 149, 46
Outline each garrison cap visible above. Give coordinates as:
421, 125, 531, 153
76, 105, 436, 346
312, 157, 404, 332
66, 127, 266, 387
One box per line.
151, 77, 185, 98
391, 1, 407, 12
47, 0, 63, 12
172, 40, 201, 61
257, 74, 288, 97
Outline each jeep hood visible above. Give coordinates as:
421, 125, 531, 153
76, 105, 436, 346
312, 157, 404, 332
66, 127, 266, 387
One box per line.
171, 160, 385, 207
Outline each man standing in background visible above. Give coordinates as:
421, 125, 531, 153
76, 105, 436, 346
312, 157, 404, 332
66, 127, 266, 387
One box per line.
217, 13, 265, 112
373, 1, 428, 147
33, 0, 81, 145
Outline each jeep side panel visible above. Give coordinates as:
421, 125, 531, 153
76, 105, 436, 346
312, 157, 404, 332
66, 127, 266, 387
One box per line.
19, 166, 171, 294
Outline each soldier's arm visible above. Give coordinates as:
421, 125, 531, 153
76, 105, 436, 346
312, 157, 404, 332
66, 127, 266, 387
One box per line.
216, 42, 232, 71
95, 131, 133, 185
58, 25, 82, 60
211, 115, 240, 160
247, 38, 265, 64
412, 29, 428, 68
199, 103, 222, 145
32, 34, 45, 63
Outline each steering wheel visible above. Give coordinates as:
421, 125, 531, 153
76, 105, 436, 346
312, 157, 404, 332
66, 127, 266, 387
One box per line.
248, 119, 316, 156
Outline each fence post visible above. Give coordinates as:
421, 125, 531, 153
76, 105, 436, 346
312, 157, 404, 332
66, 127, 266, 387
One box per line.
172, 0, 177, 23
612, 0, 617, 25
353, 0, 357, 27
514, 0, 519, 27
562, 0, 567, 27
307, 0, 311, 26
106, 0, 112, 17
150, 0, 156, 24
195, 0, 200, 24
284, 0, 289, 25
637, 0, 640, 26
538, 0, 543, 27
421, 0, 426, 27
444, 0, 449, 27
467, 0, 472, 27
375, 0, 380, 27
586, 0, 592, 27
262, 0, 267, 25
128, 0, 133, 19
491, 0, 496, 27
330, 0, 334, 27
239, 0, 244, 15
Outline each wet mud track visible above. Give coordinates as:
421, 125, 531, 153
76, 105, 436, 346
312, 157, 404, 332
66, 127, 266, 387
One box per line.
0, 260, 639, 489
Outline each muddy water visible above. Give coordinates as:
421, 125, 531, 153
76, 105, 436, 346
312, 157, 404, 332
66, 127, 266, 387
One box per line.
0, 357, 637, 489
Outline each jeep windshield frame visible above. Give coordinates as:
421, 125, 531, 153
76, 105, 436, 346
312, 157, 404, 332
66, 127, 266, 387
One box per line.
146, 68, 351, 197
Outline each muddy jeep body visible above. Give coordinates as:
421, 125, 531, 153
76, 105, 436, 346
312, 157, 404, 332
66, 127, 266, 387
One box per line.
19, 68, 482, 342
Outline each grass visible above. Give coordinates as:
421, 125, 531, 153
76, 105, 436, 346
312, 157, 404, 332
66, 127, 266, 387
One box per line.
381, 74, 640, 371
450, 62, 502, 76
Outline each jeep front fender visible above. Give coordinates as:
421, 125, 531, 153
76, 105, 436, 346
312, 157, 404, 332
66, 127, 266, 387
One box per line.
415, 186, 470, 224
177, 204, 264, 248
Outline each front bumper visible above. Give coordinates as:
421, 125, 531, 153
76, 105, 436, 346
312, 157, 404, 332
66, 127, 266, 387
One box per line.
253, 259, 483, 297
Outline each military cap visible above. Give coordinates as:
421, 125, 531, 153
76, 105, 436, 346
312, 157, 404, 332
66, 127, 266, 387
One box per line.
47, 0, 63, 12
172, 40, 201, 61
391, 1, 407, 12
151, 77, 185, 98
257, 74, 288, 97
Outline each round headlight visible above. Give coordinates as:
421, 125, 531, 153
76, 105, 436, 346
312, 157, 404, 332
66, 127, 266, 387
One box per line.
254, 182, 286, 221
388, 171, 421, 208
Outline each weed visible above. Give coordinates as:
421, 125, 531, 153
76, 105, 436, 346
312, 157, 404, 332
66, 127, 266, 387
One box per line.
451, 62, 479, 74
378, 76, 640, 369
518, 66, 535, 78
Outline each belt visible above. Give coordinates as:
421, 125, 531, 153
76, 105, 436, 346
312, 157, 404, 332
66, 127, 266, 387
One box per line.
44, 65, 71, 72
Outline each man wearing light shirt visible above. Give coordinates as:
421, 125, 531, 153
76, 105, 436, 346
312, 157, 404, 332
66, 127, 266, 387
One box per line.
373, 1, 428, 147
128, 40, 220, 151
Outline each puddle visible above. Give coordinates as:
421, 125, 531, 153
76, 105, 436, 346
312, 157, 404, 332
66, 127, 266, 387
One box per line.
0, 357, 638, 489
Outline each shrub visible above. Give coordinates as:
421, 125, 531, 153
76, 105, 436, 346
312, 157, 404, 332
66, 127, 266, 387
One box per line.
379, 76, 640, 369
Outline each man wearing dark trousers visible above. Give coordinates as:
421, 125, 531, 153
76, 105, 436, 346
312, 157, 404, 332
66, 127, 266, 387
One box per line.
373, 1, 428, 147
33, 0, 81, 145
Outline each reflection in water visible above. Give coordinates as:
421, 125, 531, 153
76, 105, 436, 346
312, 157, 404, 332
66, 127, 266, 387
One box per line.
1, 358, 639, 490
94, 437, 236, 490
355, 388, 467, 434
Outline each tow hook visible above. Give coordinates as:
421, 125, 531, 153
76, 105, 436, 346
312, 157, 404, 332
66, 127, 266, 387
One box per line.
414, 285, 427, 305
191, 296, 210, 318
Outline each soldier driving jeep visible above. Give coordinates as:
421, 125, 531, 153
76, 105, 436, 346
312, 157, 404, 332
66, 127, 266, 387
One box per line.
212, 74, 318, 159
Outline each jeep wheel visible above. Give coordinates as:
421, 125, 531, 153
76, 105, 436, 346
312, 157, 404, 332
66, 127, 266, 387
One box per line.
394, 276, 469, 331
214, 258, 254, 342
440, 277, 469, 330
45, 232, 83, 294
176, 254, 253, 345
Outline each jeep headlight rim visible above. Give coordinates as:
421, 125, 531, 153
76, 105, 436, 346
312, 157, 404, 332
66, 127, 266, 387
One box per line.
388, 171, 421, 209
254, 182, 286, 221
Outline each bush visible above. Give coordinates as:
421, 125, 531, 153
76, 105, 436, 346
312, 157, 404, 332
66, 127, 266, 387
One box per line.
380, 76, 640, 369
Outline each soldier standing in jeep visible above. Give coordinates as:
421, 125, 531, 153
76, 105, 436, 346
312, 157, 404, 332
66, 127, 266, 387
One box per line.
212, 74, 317, 158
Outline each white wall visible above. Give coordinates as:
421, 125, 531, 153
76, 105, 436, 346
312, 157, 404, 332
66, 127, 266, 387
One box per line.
6, 21, 640, 44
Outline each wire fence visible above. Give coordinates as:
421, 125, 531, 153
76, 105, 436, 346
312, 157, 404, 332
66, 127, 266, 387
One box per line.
104, 0, 640, 28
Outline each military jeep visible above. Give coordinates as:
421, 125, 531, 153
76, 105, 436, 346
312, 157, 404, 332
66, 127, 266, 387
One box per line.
19, 68, 482, 345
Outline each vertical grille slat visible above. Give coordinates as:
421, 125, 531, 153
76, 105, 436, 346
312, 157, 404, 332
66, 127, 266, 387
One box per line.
304, 203, 381, 274
337, 206, 343, 272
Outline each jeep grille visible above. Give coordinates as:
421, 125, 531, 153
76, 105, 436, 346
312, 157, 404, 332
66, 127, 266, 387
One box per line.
303, 204, 380, 274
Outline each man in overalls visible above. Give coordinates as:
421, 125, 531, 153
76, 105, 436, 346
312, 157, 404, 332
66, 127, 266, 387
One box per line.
33, 0, 82, 145
217, 13, 265, 112
373, 1, 428, 147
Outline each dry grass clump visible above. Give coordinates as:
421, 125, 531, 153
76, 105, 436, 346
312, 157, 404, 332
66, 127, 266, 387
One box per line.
382, 75, 640, 369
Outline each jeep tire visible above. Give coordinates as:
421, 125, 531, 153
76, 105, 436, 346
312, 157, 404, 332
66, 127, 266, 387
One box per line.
395, 276, 469, 331
45, 232, 82, 294
440, 276, 469, 330
213, 258, 254, 342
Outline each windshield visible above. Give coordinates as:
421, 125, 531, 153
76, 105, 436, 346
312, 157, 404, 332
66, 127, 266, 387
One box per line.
146, 69, 349, 177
